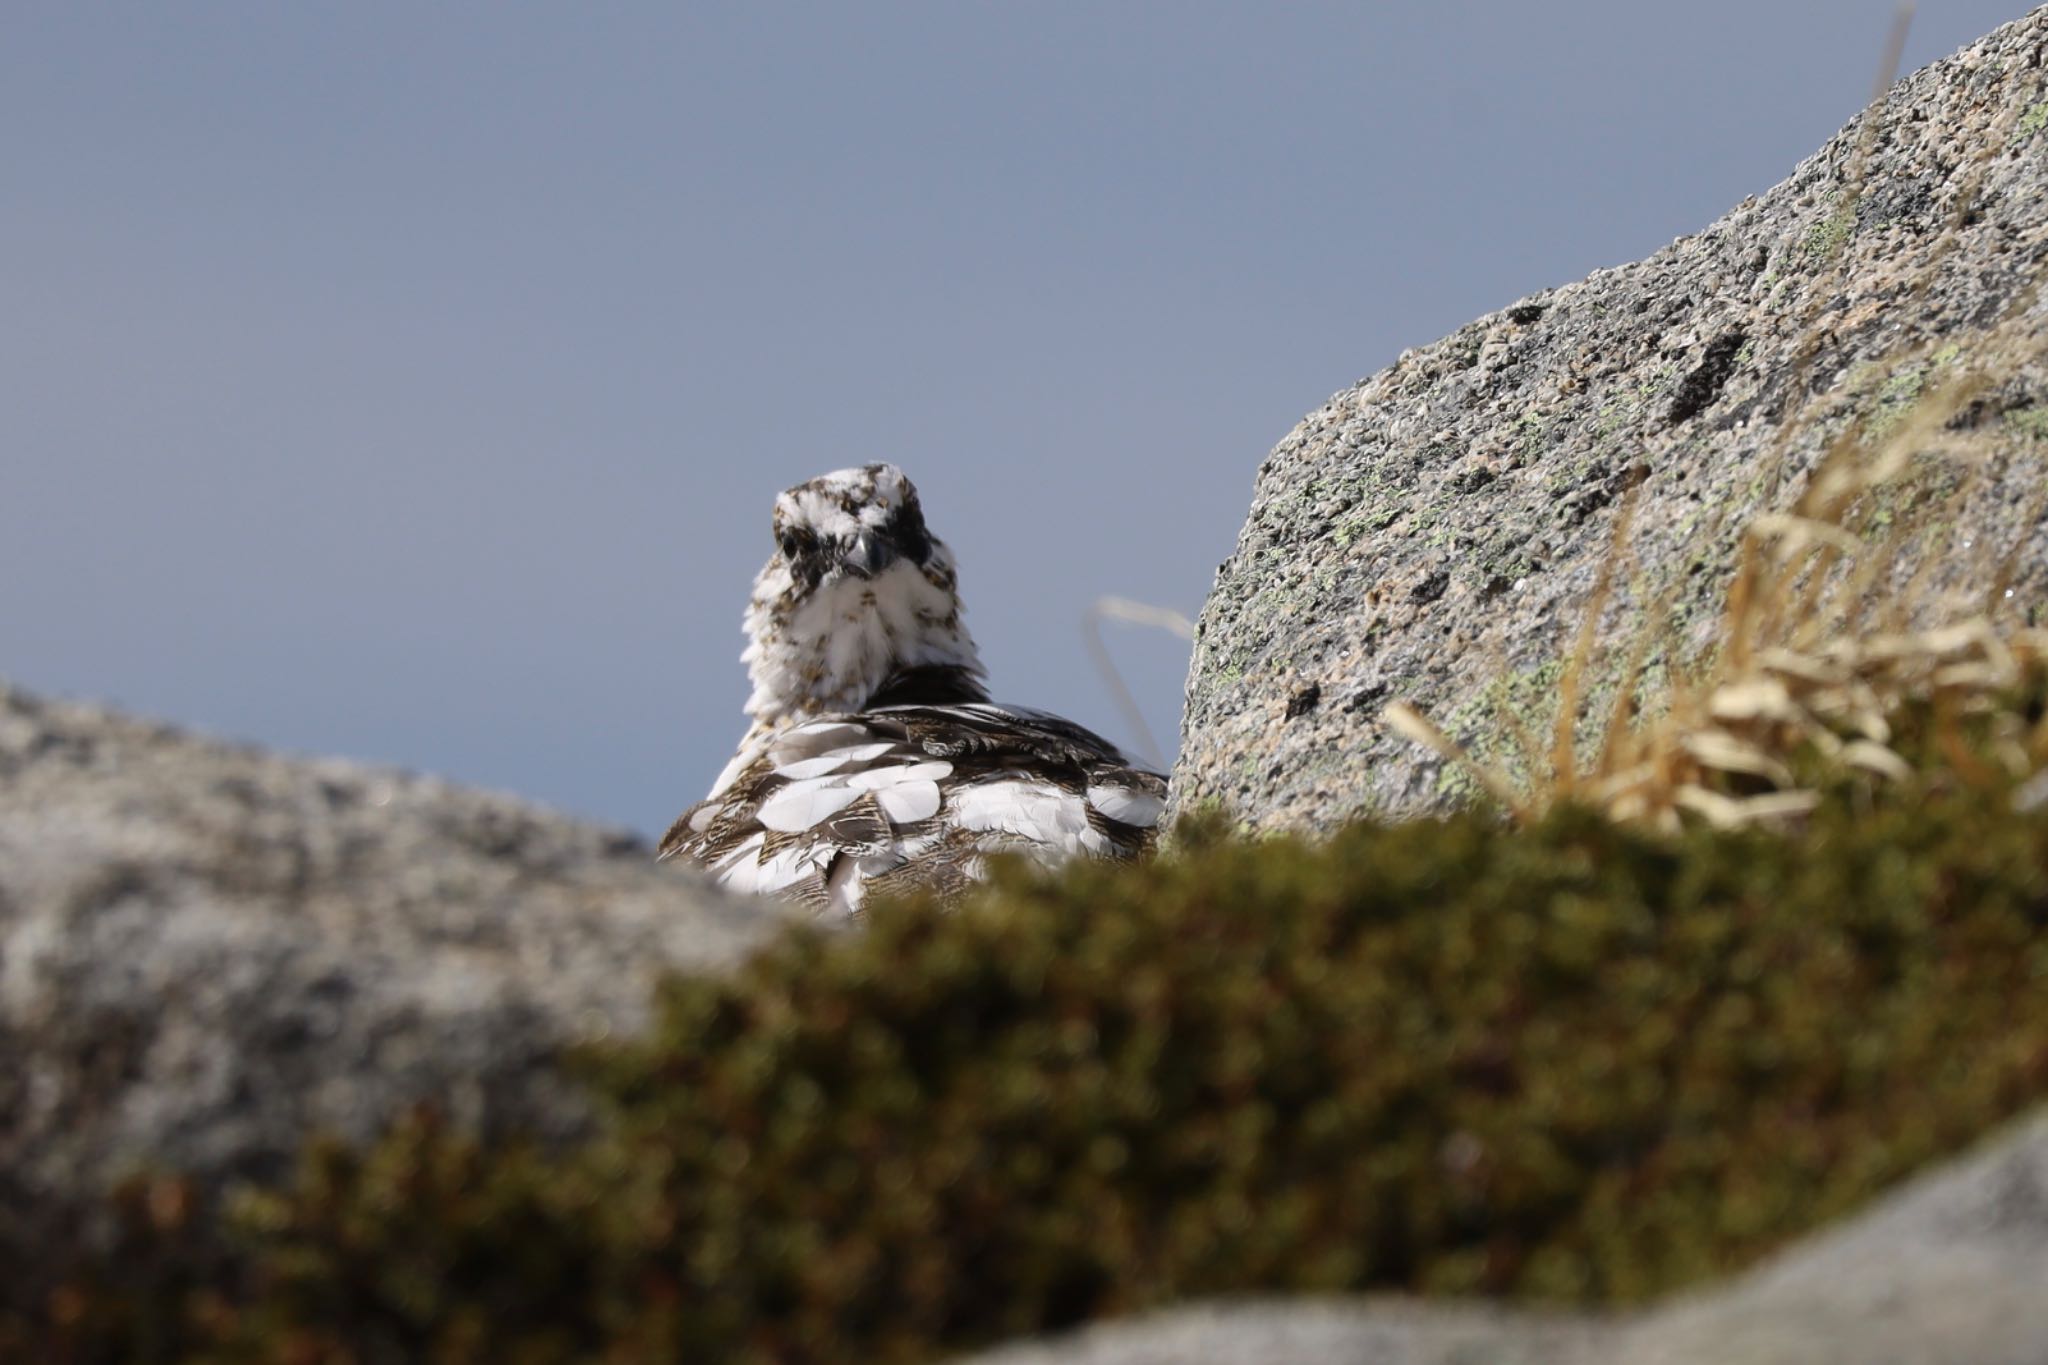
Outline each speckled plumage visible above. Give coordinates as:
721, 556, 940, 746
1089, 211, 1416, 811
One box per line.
660, 464, 1165, 912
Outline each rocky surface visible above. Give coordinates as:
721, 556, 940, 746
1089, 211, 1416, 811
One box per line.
1172, 8, 2048, 831
967, 1107, 2048, 1365
0, 680, 780, 1266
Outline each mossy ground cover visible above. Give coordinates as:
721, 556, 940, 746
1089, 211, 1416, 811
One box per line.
15, 702, 2048, 1365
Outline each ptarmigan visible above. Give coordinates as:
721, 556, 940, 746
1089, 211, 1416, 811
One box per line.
659, 463, 1166, 912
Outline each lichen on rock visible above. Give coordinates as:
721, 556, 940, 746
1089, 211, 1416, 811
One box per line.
1173, 9, 2048, 833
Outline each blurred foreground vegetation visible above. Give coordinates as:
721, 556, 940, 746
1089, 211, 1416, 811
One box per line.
14, 688, 2048, 1364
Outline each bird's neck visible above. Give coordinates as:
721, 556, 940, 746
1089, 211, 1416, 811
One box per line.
740, 570, 985, 739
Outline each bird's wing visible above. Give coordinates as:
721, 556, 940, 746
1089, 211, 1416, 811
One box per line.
659, 703, 1165, 914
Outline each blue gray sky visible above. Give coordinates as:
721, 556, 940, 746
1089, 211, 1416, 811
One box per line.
4, 3, 2030, 834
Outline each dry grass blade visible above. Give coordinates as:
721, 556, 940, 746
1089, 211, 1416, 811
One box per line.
1552, 476, 1643, 797
1841, 739, 1914, 781
1083, 596, 1196, 772
1383, 702, 1530, 819
1673, 786, 1823, 830
1748, 513, 1865, 557
1681, 729, 1796, 787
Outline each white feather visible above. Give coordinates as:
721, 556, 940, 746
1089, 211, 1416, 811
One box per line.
772, 753, 854, 780
848, 759, 952, 790
773, 741, 897, 781
756, 779, 863, 832
876, 780, 942, 824
1087, 783, 1166, 828
950, 780, 1094, 854
711, 831, 764, 875
720, 839, 820, 897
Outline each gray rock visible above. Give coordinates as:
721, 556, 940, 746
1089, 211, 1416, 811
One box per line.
1626, 1108, 2048, 1364
0, 679, 782, 1264
964, 1108, 2048, 1365
965, 1301, 1607, 1365
1173, 8, 2048, 832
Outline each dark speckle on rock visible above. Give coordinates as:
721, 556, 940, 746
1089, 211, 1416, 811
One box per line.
1410, 570, 1451, 605
1343, 682, 1390, 714
1667, 329, 1748, 425
1284, 683, 1321, 720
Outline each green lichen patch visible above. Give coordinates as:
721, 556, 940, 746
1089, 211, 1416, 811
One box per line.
1432, 657, 1568, 804
1866, 363, 1930, 439
2006, 406, 2048, 442
1803, 195, 1858, 261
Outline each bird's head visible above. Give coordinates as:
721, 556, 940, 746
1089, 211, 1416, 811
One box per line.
740, 463, 986, 732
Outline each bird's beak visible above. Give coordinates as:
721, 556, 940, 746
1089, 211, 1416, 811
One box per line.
846, 531, 898, 578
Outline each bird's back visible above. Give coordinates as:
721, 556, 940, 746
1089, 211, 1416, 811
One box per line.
660, 700, 1165, 914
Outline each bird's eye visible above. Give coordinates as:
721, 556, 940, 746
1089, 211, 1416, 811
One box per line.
778, 527, 810, 560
